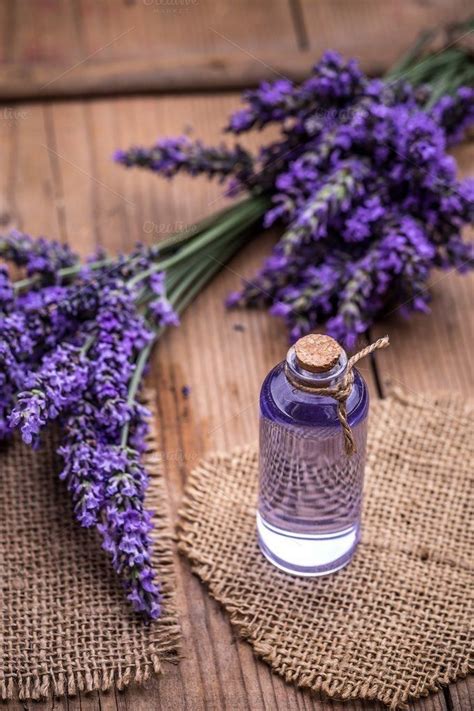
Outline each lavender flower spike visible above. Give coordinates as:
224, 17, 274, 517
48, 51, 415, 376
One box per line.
9, 343, 89, 447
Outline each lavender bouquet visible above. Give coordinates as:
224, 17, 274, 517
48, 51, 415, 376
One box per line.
1, 24, 473, 621
116, 24, 474, 348
0, 203, 264, 619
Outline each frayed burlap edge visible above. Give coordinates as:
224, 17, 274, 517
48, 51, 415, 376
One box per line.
176, 389, 473, 710
177, 522, 471, 710
1, 389, 181, 701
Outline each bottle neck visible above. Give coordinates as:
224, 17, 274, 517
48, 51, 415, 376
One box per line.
285, 345, 348, 390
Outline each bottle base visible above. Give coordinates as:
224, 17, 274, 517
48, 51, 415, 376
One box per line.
256, 512, 359, 577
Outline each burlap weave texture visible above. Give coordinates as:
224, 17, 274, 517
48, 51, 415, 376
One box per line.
178, 391, 473, 709
0, 394, 180, 701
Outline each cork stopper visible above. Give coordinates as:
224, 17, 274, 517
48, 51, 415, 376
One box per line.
294, 334, 343, 373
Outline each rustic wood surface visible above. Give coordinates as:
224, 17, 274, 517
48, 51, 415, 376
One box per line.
0, 0, 472, 98
0, 3, 472, 710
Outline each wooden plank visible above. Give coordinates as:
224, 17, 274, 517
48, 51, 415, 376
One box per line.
300, 0, 473, 77
1, 91, 468, 709
0, 101, 18, 231
0, 102, 63, 239
449, 676, 474, 710
368, 129, 473, 711
9, 0, 80, 65
408, 695, 448, 711
0, 0, 299, 100
0, 1, 13, 64
115, 91, 349, 711
2, 0, 473, 100
0, 51, 309, 100
76, 0, 297, 61
0, 91, 378, 711
372, 268, 473, 394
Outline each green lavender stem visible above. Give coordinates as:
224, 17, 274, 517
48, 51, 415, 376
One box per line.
119, 334, 158, 448
387, 16, 474, 97
119, 195, 269, 448
127, 195, 269, 288
11, 197, 262, 292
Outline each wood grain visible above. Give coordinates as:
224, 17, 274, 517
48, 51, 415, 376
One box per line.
0, 0, 299, 99
449, 676, 474, 711
0, 0, 472, 99
301, 0, 473, 76
0, 89, 471, 711
8, 0, 81, 65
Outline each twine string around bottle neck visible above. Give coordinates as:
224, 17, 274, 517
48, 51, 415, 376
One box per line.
285, 335, 390, 455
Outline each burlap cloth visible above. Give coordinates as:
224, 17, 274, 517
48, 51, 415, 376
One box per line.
0, 393, 180, 701
177, 391, 473, 709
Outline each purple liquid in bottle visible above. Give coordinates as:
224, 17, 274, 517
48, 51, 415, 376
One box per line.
257, 336, 369, 576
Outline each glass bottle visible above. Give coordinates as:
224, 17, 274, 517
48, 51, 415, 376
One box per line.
257, 334, 369, 576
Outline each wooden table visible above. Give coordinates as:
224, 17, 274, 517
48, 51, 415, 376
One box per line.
1, 2, 472, 709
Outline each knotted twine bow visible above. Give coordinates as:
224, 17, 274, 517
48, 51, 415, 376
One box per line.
286, 335, 390, 455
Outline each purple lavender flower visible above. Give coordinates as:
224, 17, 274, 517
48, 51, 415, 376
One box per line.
114, 136, 254, 185
227, 52, 365, 134
98, 447, 161, 618
430, 87, 474, 146
0, 230, 78, 282
3, 241, 183, 618
9, 343, 89, 447
58, 436, 161, 618
0, 266, 14, 313
344, 196, 385, 242
1, 47, 472, 621
116, 68, 472, 344
221, 59, 473, 345
326, 217, 436, 347
228, 79, 295, 133
58, 440, 107, 527
147, 271, 180, 327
